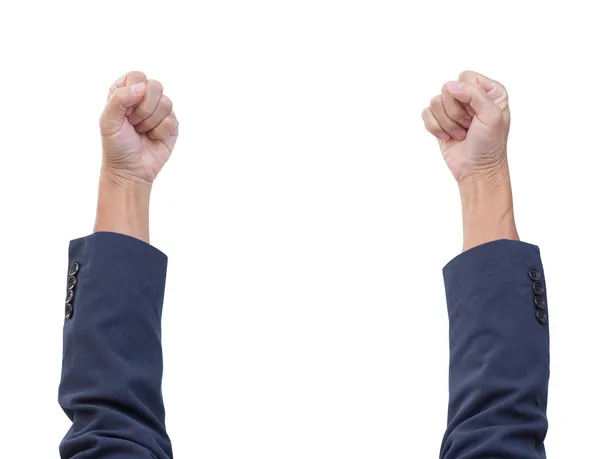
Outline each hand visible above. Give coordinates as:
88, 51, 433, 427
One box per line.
422, 71, 518, 251
99, 71, 179, 185
95, 71, 179, 242
421, 71, 510, 184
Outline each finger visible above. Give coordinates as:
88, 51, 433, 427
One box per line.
163, 114, 179, 152
135, 95, 173, 134
128, 79, 164, 126
446, 81, 502, 126
147, 112, 179, 141
441, 83, 472, 129
459, 70, 497, 90
100, 83, 146, 136
106, 72, 148, 118
429, 95, 467, 141
457, 71, 483, 116
107, 71, 147, 99
459, 70, 509, 111
421, 107, 450, 142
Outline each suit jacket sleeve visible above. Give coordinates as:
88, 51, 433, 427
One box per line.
439, 240, 549, 458
58, 232, 173, 459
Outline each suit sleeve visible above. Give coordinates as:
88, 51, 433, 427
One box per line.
439, 240, 549, 459
58, 232, 173, 459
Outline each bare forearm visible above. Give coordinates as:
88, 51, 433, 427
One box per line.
459, 167, 519, 252
94, 170, 152, 243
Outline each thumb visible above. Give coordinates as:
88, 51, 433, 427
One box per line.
100, 83, 146, 135
445, 81, 502, 127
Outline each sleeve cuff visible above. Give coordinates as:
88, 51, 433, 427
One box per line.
443, 239, 549, 369
65, 231, 167, 323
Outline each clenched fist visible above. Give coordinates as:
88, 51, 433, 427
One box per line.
100, 71, 179, 184
422, 71, 510, 184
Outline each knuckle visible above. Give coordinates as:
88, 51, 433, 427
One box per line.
441, 81, 454, 93
134, 105, 153, 121
169, 117, 180, 132
130, 70, 147, 79
147, 79, 164, 94
422, 114, 437, 132
460, 82, 476, 95
459, 70, 476, 82
127, 70, 147, 83
150, 127, 168, 140
430, 95, 442, 109
135, 122, 149, 134
425, 122, 439, 134
498, 83, 509, 99
160, 95, 173, 112
153, 117, 178, 138
447, 104, 463, 117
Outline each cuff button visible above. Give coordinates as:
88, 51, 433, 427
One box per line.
528, 268, 542, 282
535, 308, 547, 325
66, 289, 74, 303
67, 276, 77, 290
534, 295, 546, 309
69, 262, 80, 276
65, 303, 74, 320
532, 281, 545, 296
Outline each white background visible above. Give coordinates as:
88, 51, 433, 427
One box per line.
0, 0, 596, 457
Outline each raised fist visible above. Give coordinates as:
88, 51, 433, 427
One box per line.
421, 71, 510, 184
100, 71, 179, 184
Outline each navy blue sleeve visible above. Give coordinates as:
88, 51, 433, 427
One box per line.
58, 232, 173, 459
440, 240, 549, 458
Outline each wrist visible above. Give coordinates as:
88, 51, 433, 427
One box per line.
459, 170, 519, 252
100, 161, 155, 188
94, 169, 153, 243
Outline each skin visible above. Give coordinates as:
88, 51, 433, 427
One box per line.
421, 70, 519, 252
95, 71, 179, 243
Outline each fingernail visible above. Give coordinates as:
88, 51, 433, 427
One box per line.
131, 82, 145, 95
460, 118, 472, 128
452, 128, 466, 140
447, 81, 463, 93
437, 132, 451, 141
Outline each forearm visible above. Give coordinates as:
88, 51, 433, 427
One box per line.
440, 241, 549, 458
443, 162, 549, 457
459, 167, 519, 252
58, 233, 172, 458
60, 172, 171, 457
94, 168, 152, 243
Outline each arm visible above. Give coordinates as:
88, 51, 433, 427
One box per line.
441, 182, 549, 458
58, 71, 179, 458
422, 71, 549, 458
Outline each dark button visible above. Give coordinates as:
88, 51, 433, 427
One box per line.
528, 268, 541, 282
534, 295, 546, 309
65, 303, 73, 319
532, 281, 545, 296
66, 289, 74, 303
535, 308, 547, 325
69, 262, 80, 276
67, 276, 77, 290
